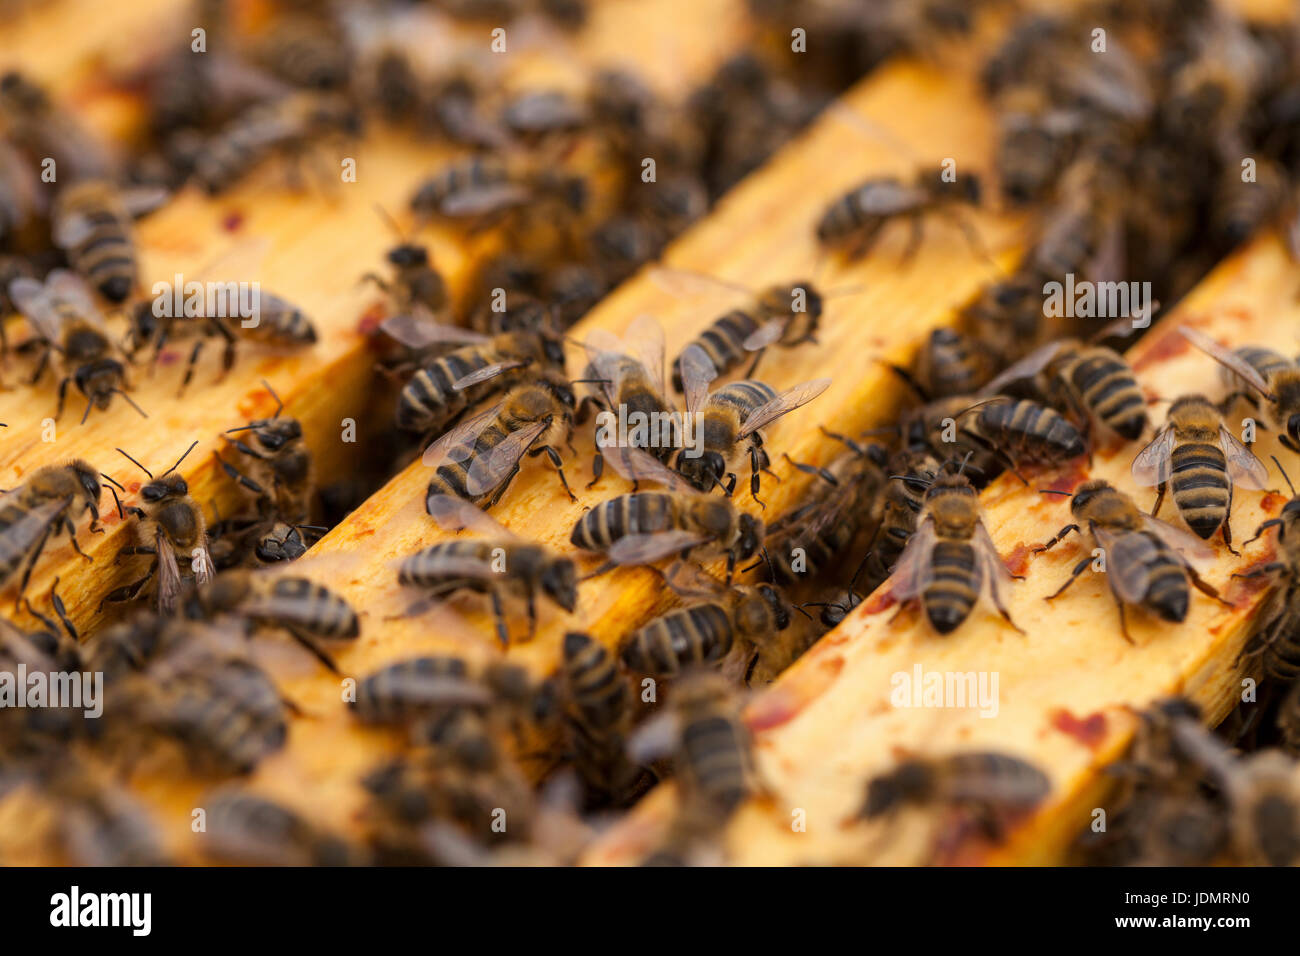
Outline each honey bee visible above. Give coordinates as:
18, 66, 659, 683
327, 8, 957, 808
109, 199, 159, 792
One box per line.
981, 335, 1148, 442
620, 582, 790, 679
103, 442, 216, 614
386, 320, 565, 437
1234, 457, 1300, 680
122, 625, 291, 774
500, 89, 588, 145
674, 344, 831, 504
992, 86, 1083, 206
0, 139, 39, 249
1131, 394, 1269, 552
0, 459, 108, 600
588, 214, 668, 286
186, 569, 358, 673
855, 751, 1050, 839
421, 371, 578, 508
892, 397, 1002, 488
0, 70, 113, 184
653, 267, 847, 386
560, 631, 645, 808
1219, 751, 1300, 867
403, 495, 578, 646
192, 91, 360, 195
202, 789, 364, 866
887, 469, 1023, 635
7, 270, 147, 422
1035, 479, 1230, 642
216, 381, 314, 526
907, 327, 998, 400
858, 450, 942, 591
361, 206, 447, 318
409, 156, 584, 231
815, 166, 983, 260
569, 488, 763, 583
973, 397, 1088, 476
250, 9, 353, 92
1180, 326, 1300, 456
50, 179, 166, 303
38, 766, 170, 866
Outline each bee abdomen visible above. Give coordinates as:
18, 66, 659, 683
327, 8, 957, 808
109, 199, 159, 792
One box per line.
680, 713, 750, 813
1073, 356, 1147, 439
622, 604, 733, 676
1170, 442, 1229, 538
979, 400, 1086, 461
923, 540, 978, 634
1142, 553, 1190, 623
671, 311, 759, 388
351, 655, 472, 724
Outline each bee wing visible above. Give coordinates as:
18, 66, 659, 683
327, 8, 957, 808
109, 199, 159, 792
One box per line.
1092, 528, 1153, 606
627, 313, 666, 398
426, 494, 516, 538
465, 420, 550, 497
679, 344, 717, 415
439, 183, 531, 218
380, 311, 488, 350
46, 269, 101, 323
974, 520, 1015, 584
583, 330, 631, 406
979, 342, 1062, 397
0, 496, 68, 551
601, 446, 684, 489
452, 360, 528, 390
738, 378, 832, 438
1130, 425, 1175, 487
421, 402, 505, 468
626, 709, 681, 764
887, 518, 936, 601
1178, 326, 1274, 400
155, 531, 183, 615
742, 319, 786, 352
401, 554, 504, 582
118, 185, 169, 219
193, 545, 216, 586
51, 208, 98, 249
1218, 425, 1270, 491
1138, 516, 1217, 566
7, 276, 62, 340
648, 264, 750, 300
606, 530, 711, 566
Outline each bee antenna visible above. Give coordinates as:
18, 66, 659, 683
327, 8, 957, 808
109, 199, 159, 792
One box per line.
112, 389, 149, 419
115, 448, 153, 479
261, 379, 283, 418
107, 484, 125, 521
81, 399, 93, 425
760, 546, 776, 581
373, 202, 405, 239
163, 440, 200, 477
791, 602, 814, 621
956, 450, 974, 475
1272, 455, 1297, 497
100, 473, 125, 491
1038, 488, 1073, 496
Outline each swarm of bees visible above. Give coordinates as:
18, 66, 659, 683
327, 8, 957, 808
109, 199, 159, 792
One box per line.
3, 0, 1300, 871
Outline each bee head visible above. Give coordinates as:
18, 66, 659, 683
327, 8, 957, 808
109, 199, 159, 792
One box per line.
736, 513, 764, 560
862, 761, 931, 818
68, 460, 102, 513
1068, 479, 1113, 516
758, 583, 790, 631
1286, 412, 1300, 453
142, 473, 188, 502
386, 243, 428, 268
542, 558, 578, 612
252, 418, 302, 451
540, 334, 566, 369
677, 449, 726, 492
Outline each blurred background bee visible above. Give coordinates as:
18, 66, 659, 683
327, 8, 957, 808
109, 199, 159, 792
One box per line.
50, 179, 166, 304
0, 459, 108, 600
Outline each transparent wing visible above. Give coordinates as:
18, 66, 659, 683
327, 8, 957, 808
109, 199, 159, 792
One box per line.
452, 360, 528, 390
1218, 425, 1269, 491
1093, 528, 1153, 605
742, 319, 786, 352
193, 545, 216, 586
381, 311, 487, 350
583, 330, 630, 407
648, 264, 751, 299
887, 518, 936, 601
1130, 426, 1175, 487
421, 402, 504, 468
51, 209, 97, 249
974, 520, 1015, 583
1139, 515, 1217, 565
6, 276, 61, 340
1179, 326, 1274, 399
118, 185, 169, 218
601, 446, 684, 489
46, 269, 101, 324
426, 494, 517, 538
606, 530, 711, 566
439, 183, 531, 218
626, 709, 680, 764
626, 314, 666, 398
155, 532, 183, 614
0, 497, 67, 554
738, 377, 832, 438
980, 342, 1063, 397
679, 344, 716, 414
465, 420, 550, 496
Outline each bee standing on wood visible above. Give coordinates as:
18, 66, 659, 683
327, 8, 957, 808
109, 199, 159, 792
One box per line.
216, 381, 314, 528
887, 468, 1023, 635
7, 270, 148, 422
361, 206, 447, 318
50, 180, 167, 303
202, 788, 364, 866
1234, 458, 1300, 681
421, 370, 579, 508
674, 344, 831, 504
102, 442, 216, 614
1131, 394, 1269, 553
561, 631, 645, 808
402, 495, 578, 646
1035, 479, 1231, 642
1181, 326, 1300, 456
0, 460, 110, 600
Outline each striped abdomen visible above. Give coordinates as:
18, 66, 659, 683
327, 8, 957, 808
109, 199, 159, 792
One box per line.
1169, 436, 1229, 539
670, 310, 759, 390
396, 349, 494, 432
621, 603, 733, 676
815, 179, 913, 244
262, 577, 359, 638
56, 191, 135, 302
1236, 346, 1292, 385
1111, 531, 1190, 622
679, 711, 751, 815
570, 492, 677, 551
1070, 351, 1147, 440
398, 540, 495, 592
922, 539, 979, 634
425, 420, 517, 502
562, 632, 637, 801
978, 399, 1086, 462
350, 655, 471, 724
0, 499, 60, 586
938, 752, 1050, 809
164, 661, 288, 774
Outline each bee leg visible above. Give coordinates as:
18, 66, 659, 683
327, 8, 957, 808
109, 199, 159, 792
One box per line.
99, 567, 154, 610
1231, 562, 1287, 580
743, 348, 765, 379
541, 446, 577, 503
781, 453, 838, 486
722, 473, 737, 496
486, 464, 521, 509
215, 453, 266, 496
818, 426, 868, 457
1113, 597, 1134, 645
586, 449, 603, 490
490, 589, 510, 647
114, 545, 157, 563
179, 339, 204, 394
359, 273, 391, 294
899, 212, 925, 265
1033, 523, 1079, 554
62, 517, 91, 562
282, 625, 340, 674
1186, 565, 1234, 609
1149, 483, 1166, 517
989, 579, 1025, 635
14, 527, 54, 606
54, 376, 71, 420
526, 590, 537, 640
1044, 556, 1091, 601
48, 578, 78, 641
743, 649, 761, 686
27, 343, 51, 386
1221, 485, 1240, 556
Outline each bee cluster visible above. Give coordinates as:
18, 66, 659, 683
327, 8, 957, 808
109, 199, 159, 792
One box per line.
1, 0, 1300, 867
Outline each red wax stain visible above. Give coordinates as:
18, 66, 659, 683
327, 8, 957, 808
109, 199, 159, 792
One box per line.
744, 688, 803, 732
1038, 460, 1088, 496
128, 480, 142, 494
862, 587, 897, 615
358, 303, 387, 341
157, 349, 181, 367
237, 385, 279, 419
1050, 708, 1107, 749
1003, 542, 1032, 577
221, 209, 245, 232
1226, 546, 1279, 606
1132, 324, 1193, 372
1261, 492, 1287, 514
